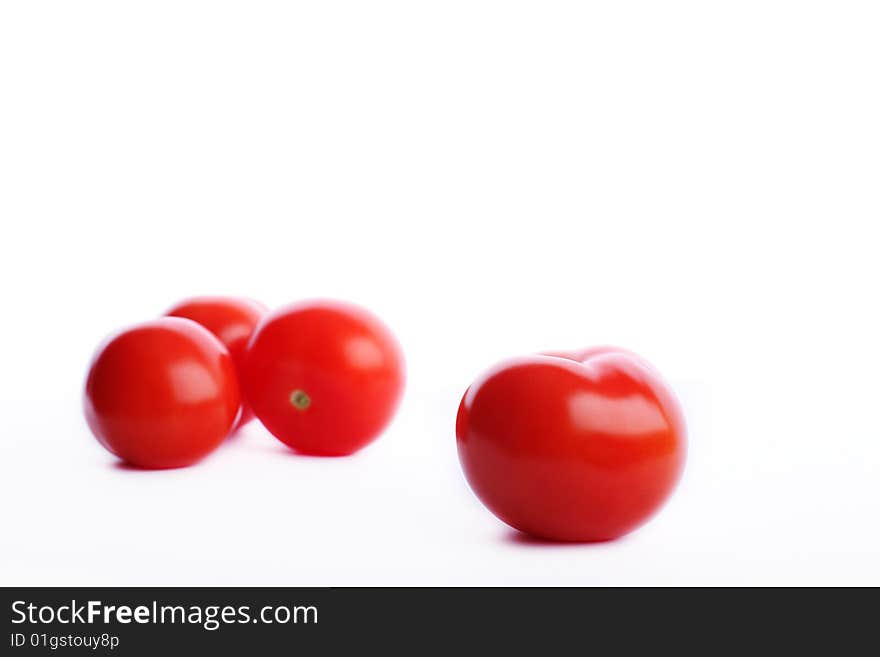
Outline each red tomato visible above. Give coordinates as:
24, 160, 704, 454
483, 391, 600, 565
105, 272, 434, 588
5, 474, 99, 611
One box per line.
242, 300, 405, 456
456, 347, 686, 541
165, 296, 267, 427
84, 317, 241, 469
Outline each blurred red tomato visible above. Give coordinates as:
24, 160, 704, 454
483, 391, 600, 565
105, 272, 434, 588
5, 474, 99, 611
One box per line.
243, 300, 405, 456
456, 347, 686, 541
84, 317, 241, 469
165, 296, 267, 426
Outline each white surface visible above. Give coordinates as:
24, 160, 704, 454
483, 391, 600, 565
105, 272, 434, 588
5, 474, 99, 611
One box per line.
1, 1, 878, 586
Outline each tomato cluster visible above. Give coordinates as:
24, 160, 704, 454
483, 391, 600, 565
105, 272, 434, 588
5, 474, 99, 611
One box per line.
84, 297, 405, 468
84, 298, 686, 542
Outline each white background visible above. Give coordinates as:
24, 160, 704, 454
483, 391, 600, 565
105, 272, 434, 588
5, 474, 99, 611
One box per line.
1, 2, 878, 586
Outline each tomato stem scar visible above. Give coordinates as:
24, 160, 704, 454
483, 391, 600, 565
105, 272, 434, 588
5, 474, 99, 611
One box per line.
289, 389, 311, 410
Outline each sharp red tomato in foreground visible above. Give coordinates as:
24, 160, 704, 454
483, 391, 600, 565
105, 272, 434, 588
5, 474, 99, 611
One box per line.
165, 296, 268, 427
456, 347, 686, 542
83, 317, 241, 469
242, 300, 405, 456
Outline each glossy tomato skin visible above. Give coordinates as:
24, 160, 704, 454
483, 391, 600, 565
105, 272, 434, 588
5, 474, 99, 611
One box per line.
84, 317, 241, 469
242, 300, 405, 456
456, 348, 686, 542
165, 296, 268, 426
